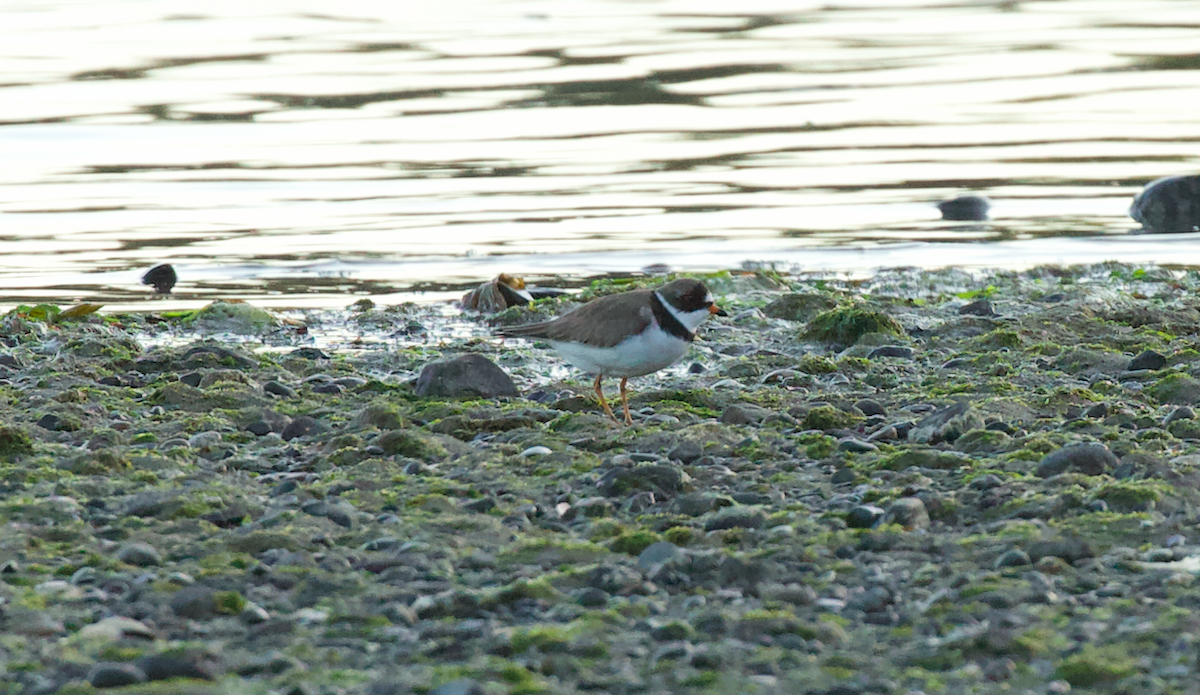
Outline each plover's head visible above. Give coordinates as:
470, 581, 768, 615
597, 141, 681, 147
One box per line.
656, 278, 727, 332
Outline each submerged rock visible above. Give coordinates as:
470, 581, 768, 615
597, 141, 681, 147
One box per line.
938, 194, 991, 221
1130, 174, 1200, 233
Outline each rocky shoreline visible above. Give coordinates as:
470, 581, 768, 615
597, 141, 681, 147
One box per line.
3, 263, 1200, 695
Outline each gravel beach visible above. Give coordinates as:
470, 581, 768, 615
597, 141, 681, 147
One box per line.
3, 263, 1200, 695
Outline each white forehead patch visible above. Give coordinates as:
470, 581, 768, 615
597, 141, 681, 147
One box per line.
704, 293, 714, 304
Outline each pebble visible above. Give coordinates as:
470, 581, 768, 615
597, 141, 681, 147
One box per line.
958, 298, 998, 316
703, 508, 767, 531
88, 662, 146, 688
1036, 442, 1117, 477
415, 354, 517, 398
518, 445, 552, 457
169, 585, 218, 619
637, 541, 682, 570
430, 679, 486, 695
1128, 349, 1166, 371
830, 467, 857, 484
882, 498, 930, 531
115, 542, 162, 567
994, 548, 1032, 568
846, 505, 885, 529
838, 437, 878, 453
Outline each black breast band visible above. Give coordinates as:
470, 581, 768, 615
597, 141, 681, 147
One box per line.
651, 292, 695, 342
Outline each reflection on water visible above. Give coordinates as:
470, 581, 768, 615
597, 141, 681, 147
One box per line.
2, 0, 1199, 308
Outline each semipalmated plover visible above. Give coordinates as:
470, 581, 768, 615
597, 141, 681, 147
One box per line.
500, 278, 726, 425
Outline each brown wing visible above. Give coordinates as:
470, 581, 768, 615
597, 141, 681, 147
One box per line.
498, 289, 655, 348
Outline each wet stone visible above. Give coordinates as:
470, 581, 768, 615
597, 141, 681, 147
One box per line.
638, 541, 682, 570
430, 679, 486, 695
1164, 406, 1195, 425
846, 505, 885, 529
995, 548, 1032, 568
140, 263, 177, 294
838, 438, 878, 453
1036, 442, 1117, 477
667, 439, 705, 463
415, 353, 517, 399
675, 492, 733, 516
867, 345, 914, 360
938, 194, 991, 220
882, 497, 930, 531
854, 399, 886, 417
959, 299, 998, 316
720, 403, 771, 425
115, 542, 162, 567
281, 416, 318, 441
263, 380, 298, 398
136, 654, 215, 682
88, 662, 147, 688
703, 507, 767, 531
1128, 349, 1166, 371
598, 464, 686, 497
970, 474, 1005, 491
1130, 174, 1200, 233
830, 467, 857, 484
169, 585, 218, 619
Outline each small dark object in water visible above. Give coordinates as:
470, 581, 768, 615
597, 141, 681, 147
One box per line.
141, 264, 177, 293
1130, 174, 1200, 233
937, 195, 991, 221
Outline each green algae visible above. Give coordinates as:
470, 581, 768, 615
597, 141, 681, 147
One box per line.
0, 426, 34, 461
801, 406, 861, 431
804, 305, 904, 345
609, 530, 661, 556
1055, 644, 1138, 687
798, 354, 837, 375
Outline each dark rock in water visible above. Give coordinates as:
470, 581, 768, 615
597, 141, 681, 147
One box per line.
1127, 349, 1166, 372
140, 264, 177, 294
1036, 442, 1117, 477
1130, 174, 1200, 233
416, 354, 517, 398
938, 195, 991, 221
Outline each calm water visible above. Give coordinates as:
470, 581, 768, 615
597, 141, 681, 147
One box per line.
3, 0, 1200, 310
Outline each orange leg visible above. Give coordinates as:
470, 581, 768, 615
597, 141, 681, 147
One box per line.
619, 377, 633, 426
593, 374, 619, 423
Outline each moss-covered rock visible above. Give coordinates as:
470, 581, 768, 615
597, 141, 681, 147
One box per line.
377, 430, 448, 460
801, 406, 862, 431
804, 305, 904, 345
762, 293, 838, 322
0, 426, 34, 461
